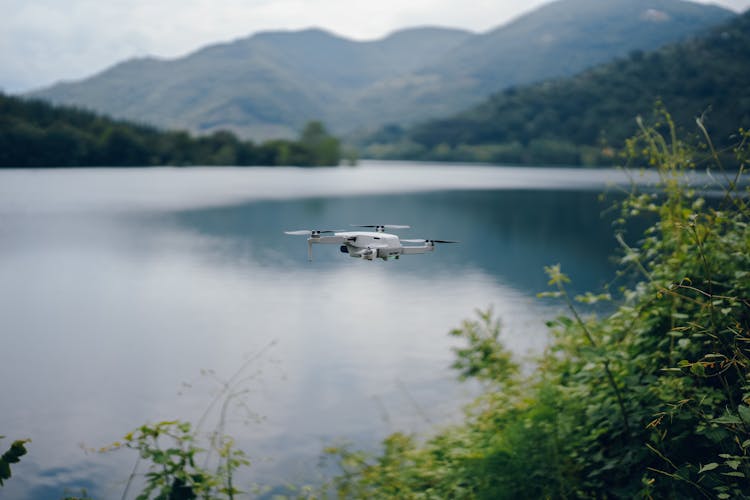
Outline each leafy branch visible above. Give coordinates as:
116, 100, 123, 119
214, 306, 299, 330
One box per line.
0, 437, 30, 487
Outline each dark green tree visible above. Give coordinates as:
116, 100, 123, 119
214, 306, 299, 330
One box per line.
298, 121, 341, 166
0, 94, 344, 167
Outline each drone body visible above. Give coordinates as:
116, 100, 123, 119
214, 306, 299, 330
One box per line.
285, 225, 456, 261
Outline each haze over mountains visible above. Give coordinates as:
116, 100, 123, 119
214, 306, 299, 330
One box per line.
29, 0, 735, 141
361, 10, 750, 165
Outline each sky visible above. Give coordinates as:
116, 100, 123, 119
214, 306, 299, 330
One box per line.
2, 0, 749, 94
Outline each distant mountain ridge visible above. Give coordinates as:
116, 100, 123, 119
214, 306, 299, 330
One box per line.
384, 0, 735, 115
28, 0, 735, 140
361, 10, 750, 165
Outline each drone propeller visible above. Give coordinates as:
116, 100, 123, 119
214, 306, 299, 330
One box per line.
284, 229, 346, 261
401, 239, 459, 244
352, 224, 410, 233
284, 229, 343, 236
352, 224, 410, 229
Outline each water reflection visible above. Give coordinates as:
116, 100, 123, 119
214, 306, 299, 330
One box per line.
176, 189, 630, 293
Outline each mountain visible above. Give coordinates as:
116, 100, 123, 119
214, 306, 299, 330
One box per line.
28, 0, 734, 140
361, 10, 750, 165
356, 0, 735, 124
28, 27, 472, 140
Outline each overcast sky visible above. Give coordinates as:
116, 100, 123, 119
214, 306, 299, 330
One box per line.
2, 0, 748, 94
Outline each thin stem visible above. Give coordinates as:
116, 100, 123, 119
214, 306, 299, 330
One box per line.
196, 340, 276, 434
690, 224, 713, 299
615, 233, 653, 282
121, 455, 142, 500
697, 116, 750, 215
646, 468, 712, 499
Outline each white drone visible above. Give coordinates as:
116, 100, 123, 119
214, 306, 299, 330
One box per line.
285, 225, 457, 261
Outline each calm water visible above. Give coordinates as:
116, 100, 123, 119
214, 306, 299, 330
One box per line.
0, 162, 653, 498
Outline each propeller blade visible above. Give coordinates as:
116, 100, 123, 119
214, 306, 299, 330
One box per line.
284, 229, 344, 235
401, 239, 458, 244
352, 224, 410, 229
352, 224, 410, 233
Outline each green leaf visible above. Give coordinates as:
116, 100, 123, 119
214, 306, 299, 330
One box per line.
690, 362, 706, 377
712, 413, 742, 425
558, 317, 574, 328
725, 460, 741, 470
3, 441, 28, 464
0, 460, 10, 483
699, 462, 719, 473
737, 405, 750, 424
721, 471, 745, 478
151, 450, 167, 464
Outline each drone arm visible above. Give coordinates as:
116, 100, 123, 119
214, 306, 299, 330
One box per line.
307, 235, 346, 261
400, 244, 434, 255
309, 236, 346, 245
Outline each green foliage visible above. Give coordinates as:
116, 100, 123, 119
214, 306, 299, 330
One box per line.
323, 116, 750, 497
61, 488, 94, 500
449, 309, 518, 384
0, 436, 29, 487
103, 343, 279, 499
321, 312, 575, 499
361, 11, 750, 166
108, 420, 249, 500
0, 93, 341, 167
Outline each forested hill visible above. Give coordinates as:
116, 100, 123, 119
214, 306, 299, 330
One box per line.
28, 0, 732, 140
0, 94, 341, 167
360, 10, 750, 166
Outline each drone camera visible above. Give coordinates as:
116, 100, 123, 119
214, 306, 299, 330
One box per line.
339, 245, 349, 254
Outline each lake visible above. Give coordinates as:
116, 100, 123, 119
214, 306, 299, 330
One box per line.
0, 161, 658, 498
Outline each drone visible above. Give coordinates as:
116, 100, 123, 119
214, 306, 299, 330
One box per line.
284, 225, 457, 261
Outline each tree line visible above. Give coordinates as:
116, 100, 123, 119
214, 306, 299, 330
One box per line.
0, 93, 341, 167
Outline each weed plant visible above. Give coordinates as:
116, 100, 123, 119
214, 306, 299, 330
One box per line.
100, 342, 276, 499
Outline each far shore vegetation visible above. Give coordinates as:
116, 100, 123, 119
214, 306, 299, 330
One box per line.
0, 93, 342, 168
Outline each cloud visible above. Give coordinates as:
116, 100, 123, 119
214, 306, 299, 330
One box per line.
0, 0, 553, 92
1, 0, 748, 93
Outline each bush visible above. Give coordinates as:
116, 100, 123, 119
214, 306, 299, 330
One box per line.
322, 113, 750, 498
